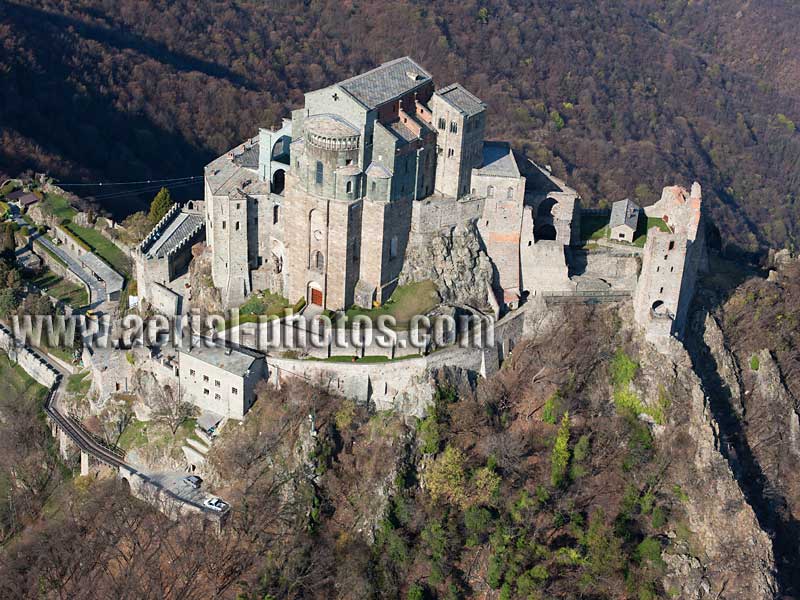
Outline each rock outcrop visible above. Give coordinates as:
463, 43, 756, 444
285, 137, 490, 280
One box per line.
400, 222, 493, 308
638, 338, 778, 599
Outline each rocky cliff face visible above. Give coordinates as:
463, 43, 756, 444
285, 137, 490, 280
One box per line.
400, 222, 494, 308
187, 243, 223, 315
637, 337, 778, 599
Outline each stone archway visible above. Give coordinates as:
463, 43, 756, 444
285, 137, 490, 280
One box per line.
272, 169, 286, 194
307, 282, 323, 306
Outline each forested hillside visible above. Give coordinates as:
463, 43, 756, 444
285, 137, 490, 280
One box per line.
1, 0, 798, 248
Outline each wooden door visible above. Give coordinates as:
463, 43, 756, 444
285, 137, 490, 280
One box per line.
310, 288, 323, 306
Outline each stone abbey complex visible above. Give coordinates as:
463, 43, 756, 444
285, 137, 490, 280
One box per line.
135, 57, 706, 352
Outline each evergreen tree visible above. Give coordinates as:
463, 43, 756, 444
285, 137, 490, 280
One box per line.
148, 187, 174, 224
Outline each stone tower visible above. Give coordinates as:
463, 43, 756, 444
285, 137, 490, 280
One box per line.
634, 183, 705, 346
430, 84, 486, 198
284, 114, 364, 309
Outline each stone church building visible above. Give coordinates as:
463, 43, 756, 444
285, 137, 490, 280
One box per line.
203, 57, 557, 310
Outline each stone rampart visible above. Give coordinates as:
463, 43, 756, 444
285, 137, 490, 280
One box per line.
0, 323, 60, 388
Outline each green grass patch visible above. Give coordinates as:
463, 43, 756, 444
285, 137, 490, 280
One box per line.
633, 217, 670, 247
27, 269, 89, 307
66, 371, 91, 395
580, 215, 610, 241
118, 417, 199, 452
63, 222, 130, 275
345, 280, 439, 329
240, 289, 291, 317
40, 193, 77, 222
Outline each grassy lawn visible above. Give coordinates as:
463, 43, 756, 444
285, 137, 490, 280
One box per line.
63, 221, 130, 275
66, 371, 91, 396
344, 280, 440, 328
40, 193, 77, 222
118, 417, 199, 452
633, 217, 670, 247
240, 290, 290, 318
0, 182, 18, 196
28, 269, 89, 307
580, 214, 610, 241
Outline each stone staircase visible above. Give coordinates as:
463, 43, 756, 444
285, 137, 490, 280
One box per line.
182, 425, 214, 470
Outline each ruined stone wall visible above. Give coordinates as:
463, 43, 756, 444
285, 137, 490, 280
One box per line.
410, 195, 484, 235
634, 183, 704, 348
474, 171, 525, 300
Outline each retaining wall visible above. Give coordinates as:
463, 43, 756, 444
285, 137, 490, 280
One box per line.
0, 322, 60, 388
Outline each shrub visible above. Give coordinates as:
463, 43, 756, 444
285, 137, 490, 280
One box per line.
651, 505, 667, 529
426, 445, 467, 506
418, 413, 440, 454
464, 506, 493, 546
472, 465, 501, 506
750, 355, 760, 371
550, 413, 571, 487
542, 390, 559, 424
611, 349, 639, 386
334, 399, 356, 431
635, 537, 665, 568
570, 434, 591, 479
487, 553, 504, 589
406, 583, 425, 600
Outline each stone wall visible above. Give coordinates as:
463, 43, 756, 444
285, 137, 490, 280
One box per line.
263, 304, 528, 418
32, 239, 92, 302
0, 323, 60, 388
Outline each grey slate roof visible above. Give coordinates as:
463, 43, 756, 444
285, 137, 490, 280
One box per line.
180, 340, 263, 376
366, 163, 393, 179
79, 252, 124, 294
339, 57, 431, 109
610, 198, 641, 231
144, 210, 205, 259
435, 83, 485, 117
233, 142, 260, 169
19, 193, 40, 206
476, 142, 521, 179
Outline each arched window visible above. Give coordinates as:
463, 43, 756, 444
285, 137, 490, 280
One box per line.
313, 250, 325, 271
273, 205, 279, 225
235, 221, 239, 231
315, 161, 324, 185
507, 187, 514, 200
487, 185, 495, 198
371, 181, 377, 193
389, 236, 398, 259
346, 180, 352, 194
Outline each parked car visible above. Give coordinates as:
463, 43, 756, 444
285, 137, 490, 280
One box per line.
182, 475, 203, 489
203, 497, 229, 512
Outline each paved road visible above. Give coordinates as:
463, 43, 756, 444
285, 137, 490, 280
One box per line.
10, 205, 106, 306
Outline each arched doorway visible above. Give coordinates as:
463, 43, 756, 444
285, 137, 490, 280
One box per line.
308, 282, 323, 306
534, 223, 557, 241
272, 169, 285, 195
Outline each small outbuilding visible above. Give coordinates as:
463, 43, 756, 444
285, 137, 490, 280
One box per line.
18, 193, 41, 208
609, 198, 641, 243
